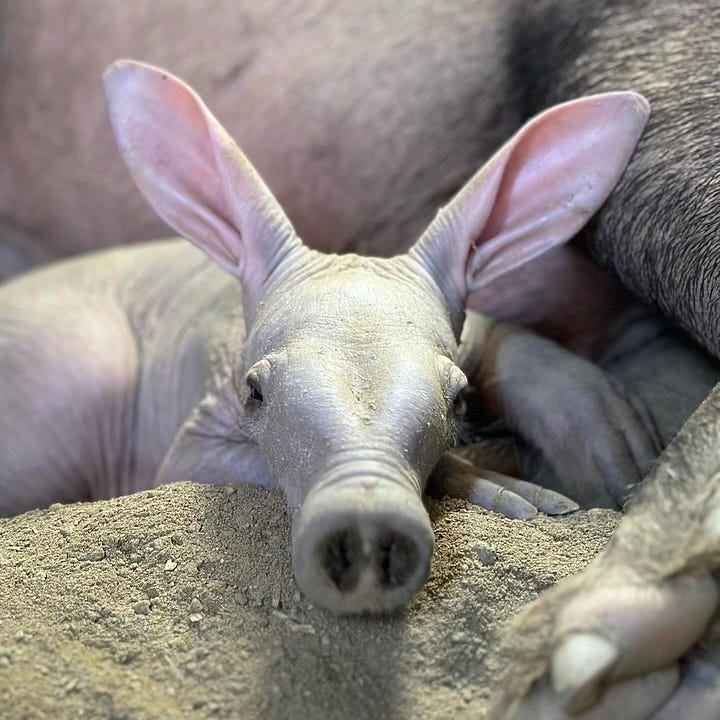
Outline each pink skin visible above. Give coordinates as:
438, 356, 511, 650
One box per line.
468, 243, 643, 357
0, 0, 519, 266
107, 61, 659, 515
0, 4, 714, 706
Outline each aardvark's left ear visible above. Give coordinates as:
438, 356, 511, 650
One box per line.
410, 92, 649, 300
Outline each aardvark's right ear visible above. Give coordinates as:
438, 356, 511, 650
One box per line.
104, 60, 301, 296
410, 92, 649, 304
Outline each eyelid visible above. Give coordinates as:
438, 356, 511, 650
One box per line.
436, 356, 468, 410
443, 359, 468, 393
246, 356, 272, 381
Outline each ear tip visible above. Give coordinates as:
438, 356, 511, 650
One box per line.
103, 59, 172, 102
599, 91, 651, 124
617, 90, 651, 119
565, 91, 649, 137
103, 59, 138, 87
103, 60, 138, 106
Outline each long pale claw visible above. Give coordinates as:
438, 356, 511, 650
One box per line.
489, 563, 719, 720
552, 632, 619, 712
482, 469, 579, 515
427, 451, 578, 519
552, 573, 719, 681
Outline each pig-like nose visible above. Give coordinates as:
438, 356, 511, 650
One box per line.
292, 477, 434, 614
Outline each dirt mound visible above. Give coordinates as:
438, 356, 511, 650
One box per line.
0, 482, 618, 720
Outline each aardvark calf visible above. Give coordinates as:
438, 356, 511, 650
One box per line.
0, 62, 650, 614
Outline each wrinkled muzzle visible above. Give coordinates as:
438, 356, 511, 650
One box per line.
291, 473, 434, 614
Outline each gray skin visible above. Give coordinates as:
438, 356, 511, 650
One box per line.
491, 383, 720, 720
0, 62, 650, 614
0, 242, 452, 613
487, 1, 720, 717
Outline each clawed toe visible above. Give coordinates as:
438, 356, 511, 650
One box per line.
428, 451, 578, 519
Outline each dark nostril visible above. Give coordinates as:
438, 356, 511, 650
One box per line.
293, 484, 433, 612
320, 528, 362, 592
317, 527, 420, 593
377, 531, 419, 589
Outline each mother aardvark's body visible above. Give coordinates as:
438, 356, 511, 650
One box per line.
0, 62, 649, 613
0, 0, 517, 276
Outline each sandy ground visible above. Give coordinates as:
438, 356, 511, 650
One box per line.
0, 482, 621, 720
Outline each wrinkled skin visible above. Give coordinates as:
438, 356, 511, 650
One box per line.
0, 62, 648, 614
0, 1, 709, 509
513, 0, 720, 357
491, 384, 720, 720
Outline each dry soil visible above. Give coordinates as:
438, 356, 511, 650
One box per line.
0, 482, 619, 720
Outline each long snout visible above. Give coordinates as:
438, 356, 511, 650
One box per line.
292, 475, 434, 614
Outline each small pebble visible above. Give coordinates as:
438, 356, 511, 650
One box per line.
248, 587, 265, 607
64, 678, 79, 693
164, 559, 177, 572
289, 624, 315, 635
189, 613, 203, 624
81, 548, 106, 562
475, 546, 497, 566
132, 600, 151, 615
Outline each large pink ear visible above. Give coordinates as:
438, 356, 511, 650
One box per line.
410, 93, 649, 299
103, 60, 301, 293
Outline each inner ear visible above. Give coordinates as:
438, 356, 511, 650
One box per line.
104, 60, 301, 295
409, 92, 650, 299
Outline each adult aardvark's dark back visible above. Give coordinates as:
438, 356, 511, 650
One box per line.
513, 0, 720, 357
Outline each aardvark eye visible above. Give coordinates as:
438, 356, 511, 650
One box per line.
246, 374, 264, 408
